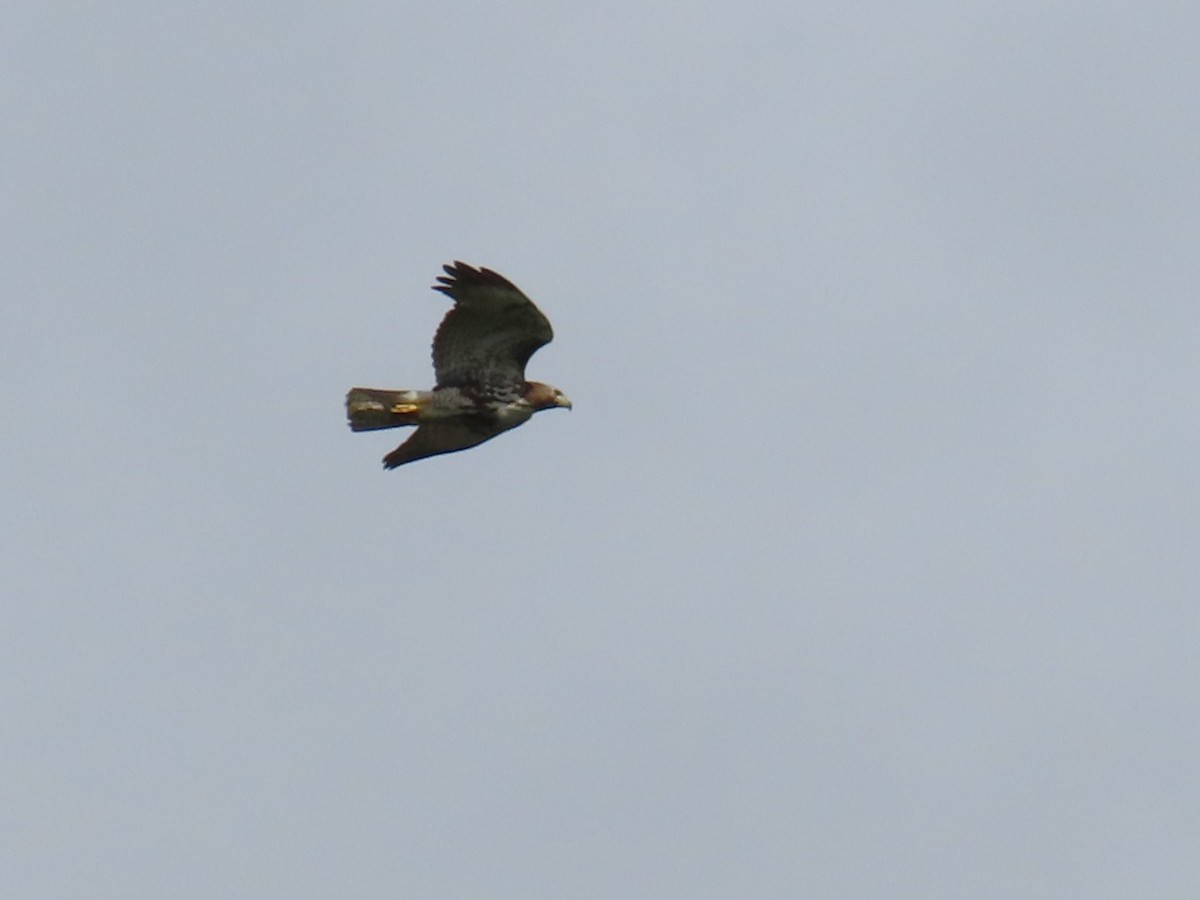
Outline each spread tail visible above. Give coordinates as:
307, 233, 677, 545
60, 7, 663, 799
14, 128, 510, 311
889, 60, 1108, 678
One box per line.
345, 387, 428, 431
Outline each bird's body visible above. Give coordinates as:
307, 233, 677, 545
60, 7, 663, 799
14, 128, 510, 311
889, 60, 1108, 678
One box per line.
346, 263, 571, 468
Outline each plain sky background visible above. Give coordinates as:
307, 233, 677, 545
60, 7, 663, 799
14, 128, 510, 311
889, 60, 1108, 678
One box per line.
3, 1, 1199, 897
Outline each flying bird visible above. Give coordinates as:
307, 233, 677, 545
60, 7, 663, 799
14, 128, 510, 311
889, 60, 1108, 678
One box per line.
346, 262, 571, 468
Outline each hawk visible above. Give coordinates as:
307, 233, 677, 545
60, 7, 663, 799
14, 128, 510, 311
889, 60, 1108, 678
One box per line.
346, 262, 571, 468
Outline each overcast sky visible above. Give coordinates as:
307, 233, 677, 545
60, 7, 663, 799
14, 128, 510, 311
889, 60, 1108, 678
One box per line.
3, 1, 1199, 897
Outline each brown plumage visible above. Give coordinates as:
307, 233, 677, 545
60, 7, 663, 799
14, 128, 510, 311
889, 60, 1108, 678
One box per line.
346, 262, 571, 468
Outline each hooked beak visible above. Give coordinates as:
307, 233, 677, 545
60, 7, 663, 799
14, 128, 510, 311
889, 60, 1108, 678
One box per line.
556, 393, 573, 410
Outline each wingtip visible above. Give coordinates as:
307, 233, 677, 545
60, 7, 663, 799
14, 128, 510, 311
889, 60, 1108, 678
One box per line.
429, 261, 530, 312
432, 260, 468, 295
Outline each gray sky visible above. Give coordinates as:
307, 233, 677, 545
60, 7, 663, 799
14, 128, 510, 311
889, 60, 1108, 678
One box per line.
4, 1, 1199, 897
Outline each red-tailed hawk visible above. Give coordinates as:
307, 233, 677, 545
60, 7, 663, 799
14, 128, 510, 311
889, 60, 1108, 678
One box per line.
346, 262, 571, 468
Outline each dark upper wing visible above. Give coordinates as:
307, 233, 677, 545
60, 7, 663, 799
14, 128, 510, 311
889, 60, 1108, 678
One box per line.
430, 262, 554, 387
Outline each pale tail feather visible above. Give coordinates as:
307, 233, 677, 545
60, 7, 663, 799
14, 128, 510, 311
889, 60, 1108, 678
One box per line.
345, 388, 428, 431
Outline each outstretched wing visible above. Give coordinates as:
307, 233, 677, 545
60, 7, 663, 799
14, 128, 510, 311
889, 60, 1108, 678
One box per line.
430, 262, 554, 388
382, 420, 505, 469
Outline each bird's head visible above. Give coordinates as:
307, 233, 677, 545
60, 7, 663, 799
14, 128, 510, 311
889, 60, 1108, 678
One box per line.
524, 381, 573, 412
